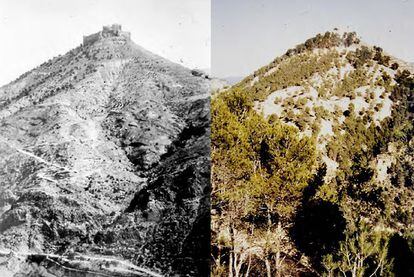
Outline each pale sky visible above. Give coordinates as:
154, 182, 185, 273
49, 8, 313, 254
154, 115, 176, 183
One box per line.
212, 0, 414, 78
0, 0, 210, 86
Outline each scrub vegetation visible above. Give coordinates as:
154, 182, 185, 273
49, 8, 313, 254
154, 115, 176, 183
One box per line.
211, 31, 414, 276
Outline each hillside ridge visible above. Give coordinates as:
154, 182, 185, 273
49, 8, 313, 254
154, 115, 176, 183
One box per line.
212, 30, 414, 276
0, 25, 210, 276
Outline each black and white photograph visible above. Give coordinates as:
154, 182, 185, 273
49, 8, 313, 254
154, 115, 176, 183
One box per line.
0, 0, 210, 276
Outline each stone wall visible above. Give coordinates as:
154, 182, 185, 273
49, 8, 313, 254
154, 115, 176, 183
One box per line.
103, 24, 122, 34
83, 32, 102, 45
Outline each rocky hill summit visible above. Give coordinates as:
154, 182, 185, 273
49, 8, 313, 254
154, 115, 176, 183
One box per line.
0, 25, 210, 276
83, 24, 131, 46
212, 30, 414, 276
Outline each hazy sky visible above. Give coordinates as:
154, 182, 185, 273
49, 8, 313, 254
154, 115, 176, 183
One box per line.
212, 0, 414, 78
0, 0, 210, 86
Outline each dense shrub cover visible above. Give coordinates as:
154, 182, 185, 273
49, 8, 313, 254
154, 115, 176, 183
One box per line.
212, 32, 414, 276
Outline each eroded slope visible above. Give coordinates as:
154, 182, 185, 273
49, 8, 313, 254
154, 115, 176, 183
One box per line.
0, 26, 210, 276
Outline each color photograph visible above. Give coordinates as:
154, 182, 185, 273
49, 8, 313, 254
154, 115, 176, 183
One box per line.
211, 0, 414, 276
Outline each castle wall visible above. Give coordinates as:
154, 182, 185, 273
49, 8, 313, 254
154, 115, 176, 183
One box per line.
83, 32, 101, 45
103, 24, 121, 33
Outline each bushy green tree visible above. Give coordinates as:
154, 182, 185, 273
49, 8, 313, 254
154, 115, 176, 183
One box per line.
212, 88, 317, 276
322, 221, 393, 277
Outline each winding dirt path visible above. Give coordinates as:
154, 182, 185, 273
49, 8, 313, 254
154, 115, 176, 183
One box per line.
0, 250, 163, 277
0, 137, 72, 172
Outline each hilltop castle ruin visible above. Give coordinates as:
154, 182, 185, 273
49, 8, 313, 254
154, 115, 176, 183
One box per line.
83, 24, 131, 45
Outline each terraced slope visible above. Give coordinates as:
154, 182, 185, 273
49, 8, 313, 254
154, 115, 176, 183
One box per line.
0, 25, 210, 276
